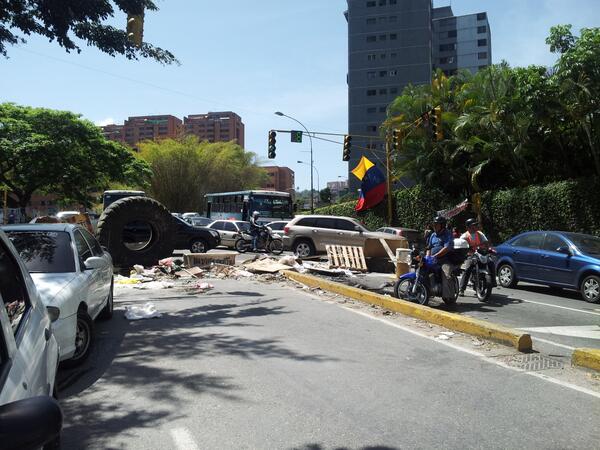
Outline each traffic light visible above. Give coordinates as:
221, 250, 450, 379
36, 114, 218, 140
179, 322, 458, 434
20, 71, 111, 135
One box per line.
392, 129, 402, 152
343, 135, 352, 161
126, 13, 144, 47
430, 106, 443, 141
268, 131, 277, 159
290, 130, 303, 143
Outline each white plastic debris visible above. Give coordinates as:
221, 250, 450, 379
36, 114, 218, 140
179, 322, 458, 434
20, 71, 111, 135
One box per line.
440, 331, 455, 337
133, 281, 174, 290
435, 334, 451, 340
125, 303, 162, 320
133, 264, 145, 274
196, 282, 215, 292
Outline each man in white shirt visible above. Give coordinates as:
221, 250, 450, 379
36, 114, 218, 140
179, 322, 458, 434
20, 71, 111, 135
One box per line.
459, 218, 496, 296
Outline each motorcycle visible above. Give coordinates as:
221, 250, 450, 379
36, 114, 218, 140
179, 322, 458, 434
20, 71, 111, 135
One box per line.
234, 226, 284, 255
465, 247, 496, 302
393, 249, 461, 306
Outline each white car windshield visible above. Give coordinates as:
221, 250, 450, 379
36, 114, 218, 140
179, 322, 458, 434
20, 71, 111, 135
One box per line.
7, 231, 76, 273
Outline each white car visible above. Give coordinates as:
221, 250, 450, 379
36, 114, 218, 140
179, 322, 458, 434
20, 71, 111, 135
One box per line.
4, 224, 114, 367
0, 229, 59, 409
207, 220, 251, 248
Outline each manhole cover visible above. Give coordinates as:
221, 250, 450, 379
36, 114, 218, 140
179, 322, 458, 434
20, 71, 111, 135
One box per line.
504, 354, 564, 371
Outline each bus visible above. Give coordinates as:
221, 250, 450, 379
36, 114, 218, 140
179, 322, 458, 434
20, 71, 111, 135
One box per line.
103, 190, 146, 210
205, 190, 294, 223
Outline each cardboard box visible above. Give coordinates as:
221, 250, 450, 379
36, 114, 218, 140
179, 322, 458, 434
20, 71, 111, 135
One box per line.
184, 252, 237, 268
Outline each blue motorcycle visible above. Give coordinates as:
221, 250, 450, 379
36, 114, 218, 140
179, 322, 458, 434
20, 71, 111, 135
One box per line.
394, 249, 461, 306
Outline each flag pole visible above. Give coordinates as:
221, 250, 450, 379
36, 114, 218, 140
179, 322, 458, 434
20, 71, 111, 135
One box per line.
385, 132, 393, 226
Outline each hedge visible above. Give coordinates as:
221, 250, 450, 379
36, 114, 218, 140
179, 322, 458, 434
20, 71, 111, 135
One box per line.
315, 178, 600, 242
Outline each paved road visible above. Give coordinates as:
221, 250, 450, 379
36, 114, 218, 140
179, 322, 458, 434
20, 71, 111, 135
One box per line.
57, 276, 599, 449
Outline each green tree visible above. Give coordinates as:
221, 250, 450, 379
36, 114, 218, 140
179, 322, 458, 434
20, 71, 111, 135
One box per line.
319, 187, 332, 204
0, 0, 177, 64
0, 103, 151, 209
138, 136, 267, 212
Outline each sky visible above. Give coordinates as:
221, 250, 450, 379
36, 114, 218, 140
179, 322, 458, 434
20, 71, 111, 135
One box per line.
2, 0, 600, 191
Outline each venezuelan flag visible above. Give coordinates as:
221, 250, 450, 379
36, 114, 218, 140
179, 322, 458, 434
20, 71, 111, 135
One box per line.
351, 156, 387, 212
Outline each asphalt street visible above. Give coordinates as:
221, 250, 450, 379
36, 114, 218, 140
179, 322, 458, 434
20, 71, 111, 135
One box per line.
56, 275, 600, 450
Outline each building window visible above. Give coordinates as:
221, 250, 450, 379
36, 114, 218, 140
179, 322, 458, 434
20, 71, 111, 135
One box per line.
379, 34, 387, 41
390, 33, 397, 40
389, 0, 396, 4
367, 125, 378, 132
366, 1, 376, 6
379, 88, 387, 95
366, 17, 376, 25
447, 30, 457, 38
439, 43, 456, 52
378, 0, 386, 5
367, 71, 376, 79
478, 39, 487, 47
390, 52, 397, 58
367, 53, 377, 61
478, 25, 487, 33
477, 12, 487, 21
379, 70, 387, 77
367, 89, 377, 96
380, 53, 386, 59
378, 16, 387, 24
389, 15, 397, 22
367, 107, 377, 113
478, 52, 488, 60
379, 106, 387, 113
390, 87, 398, 94
389, 69, 397, 76
366, 35, 376, 43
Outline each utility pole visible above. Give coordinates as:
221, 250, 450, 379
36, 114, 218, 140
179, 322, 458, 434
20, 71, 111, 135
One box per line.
385, 132, 393, 226
3, 187, 7, 225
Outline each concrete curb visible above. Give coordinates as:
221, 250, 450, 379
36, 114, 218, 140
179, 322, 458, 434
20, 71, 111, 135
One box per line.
283, 271, 533, 352
572, 348, 600, 372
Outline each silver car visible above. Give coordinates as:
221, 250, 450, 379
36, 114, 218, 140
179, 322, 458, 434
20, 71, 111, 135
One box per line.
4, 224, 113, 367
282, 215, 405, 257
0, 229, 59, 411
208, 220, 251, 248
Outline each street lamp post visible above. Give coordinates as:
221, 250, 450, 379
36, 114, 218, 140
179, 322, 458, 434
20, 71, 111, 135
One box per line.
274, 112, 315, 213
297, 161, 320, 206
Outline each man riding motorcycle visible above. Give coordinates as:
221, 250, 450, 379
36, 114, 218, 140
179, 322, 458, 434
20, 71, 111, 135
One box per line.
426, 215, 457, 302
249, 211, 261, 251
459, 218, 497, 296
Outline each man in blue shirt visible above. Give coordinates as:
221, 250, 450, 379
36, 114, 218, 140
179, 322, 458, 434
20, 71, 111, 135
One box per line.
427, 215, 456, 301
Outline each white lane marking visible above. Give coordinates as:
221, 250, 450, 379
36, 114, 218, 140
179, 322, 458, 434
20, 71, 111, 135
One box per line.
343, 308, 600, 400
519, 325, 600, 340
171, 427, 199, 450
516, 298, 600, 317
531, 337, 576, 351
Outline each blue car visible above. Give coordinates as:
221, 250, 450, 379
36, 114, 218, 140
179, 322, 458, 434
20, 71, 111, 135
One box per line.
495, 231, 600, 303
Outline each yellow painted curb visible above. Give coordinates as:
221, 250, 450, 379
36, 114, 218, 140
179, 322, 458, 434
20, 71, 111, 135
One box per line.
572, 348, 600, 372
283, 270, 532, 352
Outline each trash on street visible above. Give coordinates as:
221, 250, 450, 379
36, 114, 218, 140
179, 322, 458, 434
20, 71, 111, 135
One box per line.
125, 303, 162, 320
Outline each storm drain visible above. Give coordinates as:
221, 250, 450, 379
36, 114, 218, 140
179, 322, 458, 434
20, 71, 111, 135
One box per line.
503, 354, 565, 371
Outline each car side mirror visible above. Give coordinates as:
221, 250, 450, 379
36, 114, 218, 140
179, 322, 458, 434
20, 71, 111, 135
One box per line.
557, 246, 572, 256
0, 396, 63, 450
84, 256, 107, 270
354, 225, 363, 233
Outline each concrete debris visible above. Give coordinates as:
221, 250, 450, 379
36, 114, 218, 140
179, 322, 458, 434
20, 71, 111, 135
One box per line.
125, 303, 162, 320
175, 266, 204, 278
195, 282, 215, 292
243, 259, 291, 274
279, 255, 298, 267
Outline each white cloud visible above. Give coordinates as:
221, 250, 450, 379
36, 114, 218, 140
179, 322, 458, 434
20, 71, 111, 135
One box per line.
95, 117, 116, 126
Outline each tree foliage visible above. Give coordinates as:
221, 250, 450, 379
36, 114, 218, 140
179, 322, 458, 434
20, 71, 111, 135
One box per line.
0, 0, 177, 64
384, 25, 600, 198
0, 102, 151, 208
138, 136, 267, 213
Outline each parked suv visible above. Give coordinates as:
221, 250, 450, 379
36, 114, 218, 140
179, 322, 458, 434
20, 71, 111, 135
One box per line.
282, 215, 404, 257
172, 217, 221, 253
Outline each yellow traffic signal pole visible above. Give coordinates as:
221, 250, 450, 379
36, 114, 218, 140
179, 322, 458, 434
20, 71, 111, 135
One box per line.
386, 132, 393, 226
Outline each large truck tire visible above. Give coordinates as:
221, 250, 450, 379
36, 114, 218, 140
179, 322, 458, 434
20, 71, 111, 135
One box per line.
96, 197, 175, 268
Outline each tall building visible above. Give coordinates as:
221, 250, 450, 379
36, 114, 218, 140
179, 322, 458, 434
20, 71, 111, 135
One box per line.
184, 112, 245, 148
102, 115, 182, 147
345, 0, 491, 189
261, 166, 295, 193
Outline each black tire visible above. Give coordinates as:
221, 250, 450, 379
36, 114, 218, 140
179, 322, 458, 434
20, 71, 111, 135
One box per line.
190, 239, 208, 254
293, 239, 315, 258
395, 279, 429, 305
476, 274, 492, 302
235, 238, 248, 253
269, 239, 284, 255
98, 278, 114, 320
62, 310, 94, 369
393, 278, 411, 299
580, 274, 600, 303
96, 197, 175, 267
497, 263, 518, 288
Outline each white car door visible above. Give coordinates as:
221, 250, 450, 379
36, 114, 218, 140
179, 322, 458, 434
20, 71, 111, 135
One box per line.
72, 230, 102, 318
0, 237, 57, 404
80, 228, 112, 301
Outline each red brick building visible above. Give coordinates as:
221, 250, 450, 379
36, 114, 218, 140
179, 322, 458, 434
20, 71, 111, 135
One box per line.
261, 166, 295, 193
184, 112, 245, 148
102, 115, 182, 147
